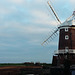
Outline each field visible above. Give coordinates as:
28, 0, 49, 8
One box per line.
0, 63, 51, 75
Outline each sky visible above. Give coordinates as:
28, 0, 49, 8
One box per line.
0, 0, 75, 63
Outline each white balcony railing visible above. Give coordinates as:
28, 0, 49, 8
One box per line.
54, 49, 75, 54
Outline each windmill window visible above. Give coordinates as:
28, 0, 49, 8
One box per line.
65, 35, 69, 40
65, 47, 69, 53
65, 28, 68, 32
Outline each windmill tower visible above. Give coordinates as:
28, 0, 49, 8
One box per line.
42, 1, 75, 66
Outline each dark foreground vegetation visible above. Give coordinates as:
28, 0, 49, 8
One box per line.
0, 62, 74, 75
0, 62, 52, 75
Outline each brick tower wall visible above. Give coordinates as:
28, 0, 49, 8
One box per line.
58, 26, 75, 50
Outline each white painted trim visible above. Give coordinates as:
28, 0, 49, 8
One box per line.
58, 27, 70, 30
65, 28, 68, 32
54, 49, 75, 54
58, 26, 75, 30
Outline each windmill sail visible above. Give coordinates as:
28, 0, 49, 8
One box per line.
47, 1, 61, 24
42, 28, 58, 45
42, 1, 61, 45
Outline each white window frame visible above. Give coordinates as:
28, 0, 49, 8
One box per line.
65, 35, 69, 40
65, 28, 68, 32
65, 47, 69, 53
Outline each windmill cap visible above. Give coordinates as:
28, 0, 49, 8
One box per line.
73, 11, 75, 15
60, 11, 75, 26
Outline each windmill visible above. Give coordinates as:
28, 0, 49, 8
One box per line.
42, 1, 75, 66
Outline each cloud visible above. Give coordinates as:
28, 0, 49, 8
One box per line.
7, 0, 25, 4
0, 1, 23, 15
69, 0, 75, 7
31, 9, 49, 20
6, 22, 51, 34
0, 7, 16, 15
0, 21, 51, 45
31, 9, 58, 26
70, 0, 75, 3
34, 20, 58, 26
0, 43, 16, 47
0, 0, 67, 63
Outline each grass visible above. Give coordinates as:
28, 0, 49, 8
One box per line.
0, 63, 52, 67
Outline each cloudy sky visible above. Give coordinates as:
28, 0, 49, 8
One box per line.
0, 0, 75, 63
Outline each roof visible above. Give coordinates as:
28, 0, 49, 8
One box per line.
60, 11, 75, 26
